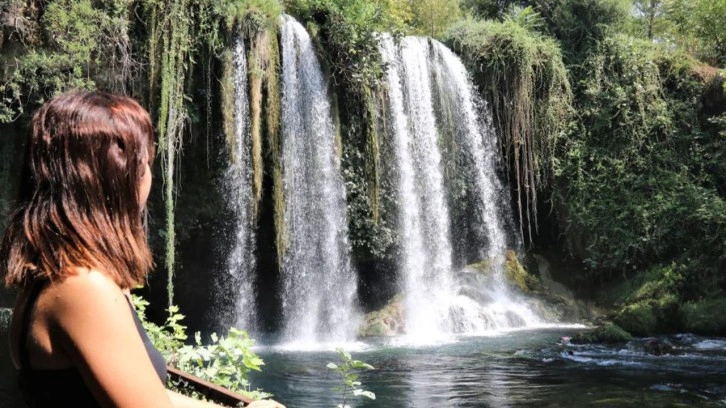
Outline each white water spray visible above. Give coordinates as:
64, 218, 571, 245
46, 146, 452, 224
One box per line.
279, 16, 359, 344
221, 35, 257, 332
380, 35, 455, 340
380, 35, 543, 338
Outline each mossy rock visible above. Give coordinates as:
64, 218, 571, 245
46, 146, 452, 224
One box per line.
466, 258, 494, 275
605, 263, 687, 335
504, 250, 540, 292
613, 291, 682, 336
466, 250, 540, 293
613, 301, 658, 336
681, 297, 726, 335
358, 294, 404, 337
527, 292, 592, 323
571, 323, 634, 344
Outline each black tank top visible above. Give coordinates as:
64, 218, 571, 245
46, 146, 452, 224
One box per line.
17, 283, 167, 407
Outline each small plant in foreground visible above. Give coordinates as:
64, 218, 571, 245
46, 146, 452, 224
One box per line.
131, 293, 270, 400
327, 348, 376, 408
176, 329, 271, 400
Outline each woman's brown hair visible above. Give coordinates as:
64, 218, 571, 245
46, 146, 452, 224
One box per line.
0, 91, 155, 289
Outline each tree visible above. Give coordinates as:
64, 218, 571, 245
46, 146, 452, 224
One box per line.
374, 0, 413, 29
539, 0, 630, 63
665, 0, 726, 65
409, 0, 462, 38
631, 0, 667, 40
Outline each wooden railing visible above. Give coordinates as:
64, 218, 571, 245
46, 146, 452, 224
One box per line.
167, 366, 256, 407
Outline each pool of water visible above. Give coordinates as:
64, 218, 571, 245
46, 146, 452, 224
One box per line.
250, 328, 726, 407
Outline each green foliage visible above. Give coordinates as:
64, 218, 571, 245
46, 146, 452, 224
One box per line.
327, 349, 375, 408
665, 0, 726, 65
286, 0, 404, 89
0, 0, 137, 122
131, 294, 188, 358
342, 147, 396, 261
131, 294, 270, 400
503, 6, 545, 32
459, 0, 632, 60
627, 0, 669, 40
446, 18, 573, 243
175, 329, 270, 400
145, 0, 190, 306
571, 323, 634, 344
537, 0, 630, 63
460, 0, 509, 20
143, 0, 284, 305
554, 35, 726, 293
409, 0, 462, 39
225, 0, 283, 27
681, 297, 726, 335
623, 0, 726, 65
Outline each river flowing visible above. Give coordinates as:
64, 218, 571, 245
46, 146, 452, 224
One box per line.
251, 329, 726, 407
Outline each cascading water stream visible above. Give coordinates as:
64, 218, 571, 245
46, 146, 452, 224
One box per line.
220, 35, 257, 332
380, 35, 542, 337
279, 16, 359, 344
428, 40, 542, 328
380, 35, 455, 339
429, 42, 508, 267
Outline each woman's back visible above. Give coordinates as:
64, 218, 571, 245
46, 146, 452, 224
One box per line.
9, 270, 168, 407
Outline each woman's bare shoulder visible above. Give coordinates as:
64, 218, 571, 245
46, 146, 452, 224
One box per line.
42, 269, 128, 325
41, 269, 173, 407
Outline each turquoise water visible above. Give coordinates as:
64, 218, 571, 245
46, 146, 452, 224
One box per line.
3, 323, 726, 407
251, 328, 726, 407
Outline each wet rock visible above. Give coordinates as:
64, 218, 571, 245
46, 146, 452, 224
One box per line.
525, 292, 592, 322
571, 323, 634, 344
642, 338, 674, 356
358, 294, 405, 337
613, 301, 659, 336
465, 251, 594, 324
504, 250, 540, 293
505, 311, 527, 327
467, 250, 540, 293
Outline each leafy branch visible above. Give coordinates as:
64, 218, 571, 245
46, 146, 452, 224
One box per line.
131, 294, 270, 401
327, 348, 375, 408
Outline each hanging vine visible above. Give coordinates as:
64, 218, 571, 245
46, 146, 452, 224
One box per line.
145, 0, 194, 306
446, 18, 573, 244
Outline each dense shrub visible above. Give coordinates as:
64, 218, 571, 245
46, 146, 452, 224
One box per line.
554, 35, 726, 296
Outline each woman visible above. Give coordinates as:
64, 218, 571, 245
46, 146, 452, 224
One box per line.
1, 91, 283, 408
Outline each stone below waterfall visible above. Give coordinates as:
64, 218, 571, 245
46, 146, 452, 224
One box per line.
358, 294, 405, 337
358, 251, 594, 338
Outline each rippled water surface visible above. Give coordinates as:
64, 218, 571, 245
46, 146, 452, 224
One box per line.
251, 329, 726, 407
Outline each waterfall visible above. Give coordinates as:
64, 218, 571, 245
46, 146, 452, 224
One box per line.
380, 36, 455, 338
428, 40, 542, 329
429, 41, 509, 265
221, 36, 257, 332
279, 16, 359, 343
380, 35, 542, 337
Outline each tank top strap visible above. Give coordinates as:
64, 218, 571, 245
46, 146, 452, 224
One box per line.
19, 281, 46, 370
